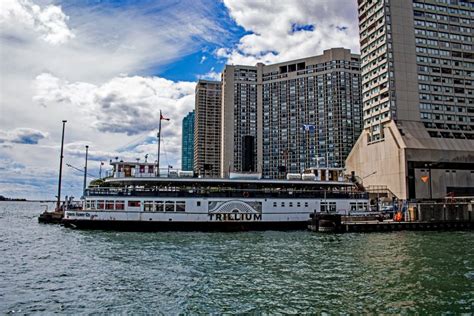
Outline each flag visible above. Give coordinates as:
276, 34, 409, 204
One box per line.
160, 113, 170, 121
303, 124, 315, 132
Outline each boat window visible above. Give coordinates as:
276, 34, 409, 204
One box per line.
281, 202, 285, 207
106, 201, 114, 210
115, 201, 125, 210
165, 201, 175, 212
97, 200, 105, 209
85, 200, 91, 209
89, 200, 96, 210
320, 202, 327, 213
155, 201, 164, 212
128, 201, 141, 207
350, 202, 357, 211
297, 202, 301, 208
176, 201, 185, 212
196, 201, 201, 207
289, 202, 293, 207
144, 201, 154, 212
304, 202, 309, 207
273, 202, 277, 207
329, 202, 337, 212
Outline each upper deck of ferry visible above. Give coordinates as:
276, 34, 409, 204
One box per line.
85, 161, 367, 199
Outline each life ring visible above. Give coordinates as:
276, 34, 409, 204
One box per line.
243, 191, 250, 198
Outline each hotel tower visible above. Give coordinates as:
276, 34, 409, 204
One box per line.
346, 0, 474, 199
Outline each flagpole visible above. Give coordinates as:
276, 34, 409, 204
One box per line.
157, 110, 162, 177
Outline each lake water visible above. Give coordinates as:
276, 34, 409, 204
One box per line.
0, 201, 473, 314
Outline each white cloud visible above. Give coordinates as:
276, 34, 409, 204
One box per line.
197, 67, 221, 81
220, 0, 360, 65
34, 73, 195, 136
0, 0, 75, 44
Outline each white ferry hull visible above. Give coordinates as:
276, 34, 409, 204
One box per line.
63, 196, 369, 232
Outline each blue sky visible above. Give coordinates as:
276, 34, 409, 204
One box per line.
0, 0, 359, 199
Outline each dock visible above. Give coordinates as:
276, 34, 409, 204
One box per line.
38, 209, 64, 224
309, 202, 474, 233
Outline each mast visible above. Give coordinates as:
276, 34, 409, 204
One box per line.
57, 120, 67, 210
157, 110, 162, 176
83, 145, 89, 196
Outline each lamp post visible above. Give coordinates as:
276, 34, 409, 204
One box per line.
56, 120, 67, 211
83, 145, 89, 196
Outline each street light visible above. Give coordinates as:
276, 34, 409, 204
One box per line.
56, 120, 67, 210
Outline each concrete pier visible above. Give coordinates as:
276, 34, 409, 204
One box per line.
309, 202, 474, 233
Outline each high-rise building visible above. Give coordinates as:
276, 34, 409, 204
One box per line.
346, 0, 474, 199
221, 48, 362, 178
194, 80, 222, 177
181, 111, 194, 171
221, 65, 259, 175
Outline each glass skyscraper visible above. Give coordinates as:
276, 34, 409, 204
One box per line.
181, 111, 194, 171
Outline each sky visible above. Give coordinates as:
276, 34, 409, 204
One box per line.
0, 0, 360, 200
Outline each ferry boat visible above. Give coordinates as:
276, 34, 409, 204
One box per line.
63, 161, 369, 231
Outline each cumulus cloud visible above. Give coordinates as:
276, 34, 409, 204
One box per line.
0, 128, 48, 144
0, 0, 75, 44
32, 73, 194, 169
34, 73, 195, 136
197, 67, 221, 81
220, 0, 360, 65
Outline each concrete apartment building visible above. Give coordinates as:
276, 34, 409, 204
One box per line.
181, 110, 194, 171
346, 0, 474, 199
221, 48, 362, 178
194, 80, 222, 177
221, 65, 259, 176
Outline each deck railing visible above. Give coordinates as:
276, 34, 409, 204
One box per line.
85, 187, 368, 200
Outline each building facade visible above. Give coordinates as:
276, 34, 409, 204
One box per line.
346, 0, 474, 199
194, 80, 222, 177
221, 65, 259, 176
181, 111, 194, 171
221, 48, 362, 178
